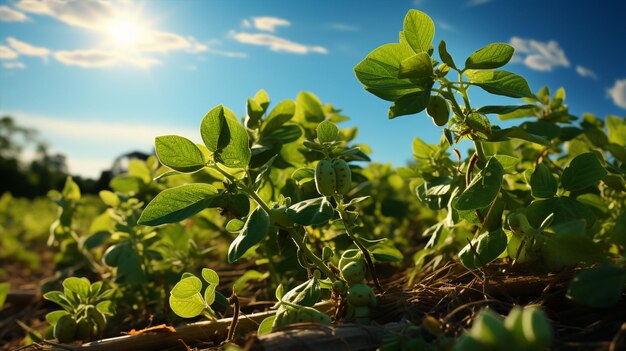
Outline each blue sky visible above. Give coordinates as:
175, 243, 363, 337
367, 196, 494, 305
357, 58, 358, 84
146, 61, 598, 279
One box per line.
1, 0, 625, 178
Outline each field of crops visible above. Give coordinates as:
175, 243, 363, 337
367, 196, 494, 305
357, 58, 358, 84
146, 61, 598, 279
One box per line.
1, 9, 625, 351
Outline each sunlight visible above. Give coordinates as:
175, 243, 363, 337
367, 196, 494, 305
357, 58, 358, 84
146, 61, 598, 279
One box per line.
106, 18, 143, 45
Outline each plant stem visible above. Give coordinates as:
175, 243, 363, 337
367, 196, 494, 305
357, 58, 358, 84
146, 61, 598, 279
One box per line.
474, 141, 487, 163
335, 202, 383, 293
288, 227, 338, 282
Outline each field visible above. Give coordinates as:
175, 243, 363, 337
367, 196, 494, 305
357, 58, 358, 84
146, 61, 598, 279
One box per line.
1, 9, 625, 351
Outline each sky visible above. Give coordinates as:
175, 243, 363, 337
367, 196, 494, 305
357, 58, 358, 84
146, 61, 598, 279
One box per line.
1, 0, 625, 178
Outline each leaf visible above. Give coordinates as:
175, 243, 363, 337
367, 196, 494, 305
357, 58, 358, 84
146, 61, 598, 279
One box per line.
567, 265, 626, 308
138, 184, 219, 226
110, 176, 142, 194
465, 70, 534, 99
228, 207, 271, 263
0, 283, 9, 309
490, 127, 549, 146
155, 135, 206, 173
458, 229, 507, 270
561, 152, 607, 191
170, 276, 202, 299
295, 92, 325, 123
258, 316, 276, 335
403, 9, 435, 53
128, 160, 152, 183
200, 105, 251, 168
169, 293, 206, 319
254, 89, 270, 111
262, 100, 296, 134
201, 268, 219, 285
282, 277, 320, 307
354, 42, 426, 101
464, 43, 514, 70
520, 121, 561, 140
291, 167, 315, 185
398, 52, 433, 79
389, 89, 432, 119
492, 155, 519, 170
542, 220, 604, 268
454, 157, 504, 211
233, 270, 266, 294
316, 120, 339, 143
246, 98, 264, 128
63, 277, 91, 298
477, 104, 536, 115
286, 197, 334, 226
526, 197, 595, 229
438, 40, 456, 69
530, 164, 557, 198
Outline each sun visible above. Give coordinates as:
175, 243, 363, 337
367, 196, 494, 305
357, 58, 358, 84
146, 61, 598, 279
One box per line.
106, 18, 144, 46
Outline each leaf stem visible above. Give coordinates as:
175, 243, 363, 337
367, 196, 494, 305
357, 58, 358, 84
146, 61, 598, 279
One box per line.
288, 227, 338, 282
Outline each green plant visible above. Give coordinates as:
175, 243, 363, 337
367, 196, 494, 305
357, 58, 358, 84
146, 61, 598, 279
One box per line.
169, 268, 224, 319
43, 277, 114, 342
355, 9, 626, 304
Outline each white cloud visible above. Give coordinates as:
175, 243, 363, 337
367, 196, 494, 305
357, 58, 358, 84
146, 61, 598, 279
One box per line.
3, 61, 26, 69
54, 49, 119, 68
251, 17, 290, 32
608, 79, 626, 110
241, 19, 251, 28
0, 45, 18, 59
7, 37, 50, 59
509, 37, 569, 71
328, 23, 359, 32
0, 5, 29, 21
437, 20, 455, 32
15, 0, 115, 30
467, 0, 493, 6
204, 39, 247, 58
575, 65, 598, 80
231, 31, 327, 55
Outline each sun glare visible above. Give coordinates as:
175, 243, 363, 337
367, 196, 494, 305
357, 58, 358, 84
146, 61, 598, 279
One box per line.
107, 18, 143, 45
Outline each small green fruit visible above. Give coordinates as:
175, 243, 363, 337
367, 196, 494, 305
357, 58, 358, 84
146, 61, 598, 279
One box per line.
469, 309, 510, 347
426, 95, 450, 127
332, 159, 352, 195
315, 159, 336, 196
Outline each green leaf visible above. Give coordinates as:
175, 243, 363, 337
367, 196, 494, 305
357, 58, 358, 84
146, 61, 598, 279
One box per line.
520, 121, 561, 140
253, 89, 270, 111
155, 135, 206, 173
169, 293, 206, 318
246, 98, 264, 128
225, 219, 245, 232
567, 265, 626, 308
606, 115, 626, 146
561, 152, 607, 191
464, 43, 514, 70
477, 104, 536, 115
295, 92, 325, 123
45, 310, 69, 325
526, 197, 595, 229
398, 52, 433, 79
258, 316, 276, 335
171, 276, 202, 299
228, 207, 271, 263
282, 277, 320, 307
530, 164, 557, 198
291, 167, 315, 185
490, 127, 549, 146
354, 42, 426, 102
63, 277, 91, 298
233, 270, 266, 294
138, 184, 219, 226
262, 100, 296, 134
128, 159, 152, 183
0, 283, 9, 309
109, 176, 142, 194
286, 197, 334, 226
465, 70, 534, 99
316, 120, 339, 143
200, 105, 251, 168
201, 268, 219, 285
492, 155, 519, 170
389, 89, 432, 119
458, 229, 507, 270
454, 157, 504, 211
403, 9, 435, 53
438, 40, 456, 69
542, 220, 604, 268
